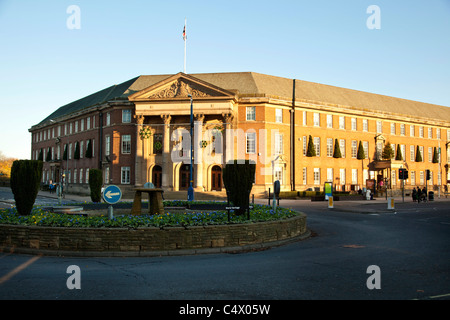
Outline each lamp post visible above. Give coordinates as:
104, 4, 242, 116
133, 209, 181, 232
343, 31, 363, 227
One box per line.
188, 94, 195, 201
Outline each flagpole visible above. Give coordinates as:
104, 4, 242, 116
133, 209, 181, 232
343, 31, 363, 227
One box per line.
184, 18, 187, 73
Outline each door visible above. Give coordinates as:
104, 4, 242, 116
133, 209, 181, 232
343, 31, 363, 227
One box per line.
179, 165, 191, 190
211, 165, 222, 191
152, 165, 162, 188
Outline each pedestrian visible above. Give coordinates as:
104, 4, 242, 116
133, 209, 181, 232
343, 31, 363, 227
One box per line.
417, 188, 422, 203
422, 187, 427, 202
412, 187, 417, 202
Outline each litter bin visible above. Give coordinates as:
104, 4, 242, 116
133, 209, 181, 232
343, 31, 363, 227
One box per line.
428, 191, 434, 201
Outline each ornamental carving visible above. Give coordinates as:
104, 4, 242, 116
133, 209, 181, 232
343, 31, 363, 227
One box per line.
148, 80, 212, 99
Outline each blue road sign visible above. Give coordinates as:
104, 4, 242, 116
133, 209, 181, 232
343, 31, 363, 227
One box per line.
103, 185, 122, 204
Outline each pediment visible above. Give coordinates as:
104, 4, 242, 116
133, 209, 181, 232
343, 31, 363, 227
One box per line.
129, 73, 236, 101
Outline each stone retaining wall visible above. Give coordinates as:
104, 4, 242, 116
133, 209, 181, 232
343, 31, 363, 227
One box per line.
0, 214, 307, 257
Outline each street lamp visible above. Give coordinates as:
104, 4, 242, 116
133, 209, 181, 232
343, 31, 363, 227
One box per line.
188, 94, 194, 201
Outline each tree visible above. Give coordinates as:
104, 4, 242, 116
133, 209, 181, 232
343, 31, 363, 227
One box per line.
382, 142, 394, 160
415, 145, 422, 162
63, 145, 68, 161
432, 147, 439, 164
88, 169, 103, 202
10, 160, 43, 215
46, 148, 52, 162
85, 139, 93, 158
306, 135, 316, 157
74, 142, 80, 160
333, 139, 342, 158
222, 160, 256, 216
38, 149, 43, 161
357, 141, 366, 160
395, 144, 403, 161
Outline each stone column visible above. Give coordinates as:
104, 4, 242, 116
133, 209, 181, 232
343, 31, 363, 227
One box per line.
161, 114, 172, 189
134, 114, 145, 187
222, 113, 234, 165
194, 114, 205, 191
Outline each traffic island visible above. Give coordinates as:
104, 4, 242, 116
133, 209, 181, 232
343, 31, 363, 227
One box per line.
0, 214, 308, 257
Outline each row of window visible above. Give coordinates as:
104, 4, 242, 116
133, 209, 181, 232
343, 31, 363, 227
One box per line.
34, 110, 133, 143
245, 107, 449, 140
33, 139, 95, 161
299, 167, 442, 186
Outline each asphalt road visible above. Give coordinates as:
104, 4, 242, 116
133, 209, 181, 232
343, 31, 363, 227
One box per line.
1, 197, 449, 302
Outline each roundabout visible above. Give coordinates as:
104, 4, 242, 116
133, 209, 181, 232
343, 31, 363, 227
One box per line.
0, 202, 309, 257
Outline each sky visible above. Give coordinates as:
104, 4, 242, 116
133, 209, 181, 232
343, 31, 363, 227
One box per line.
0, 0, 449, 159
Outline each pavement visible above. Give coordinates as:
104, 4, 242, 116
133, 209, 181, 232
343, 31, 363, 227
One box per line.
2, 186, 449, 214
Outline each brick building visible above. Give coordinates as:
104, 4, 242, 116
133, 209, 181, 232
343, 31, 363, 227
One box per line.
29, 72, 450, 196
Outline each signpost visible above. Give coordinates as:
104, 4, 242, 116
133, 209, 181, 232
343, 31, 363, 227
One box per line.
103, 185, 122, 219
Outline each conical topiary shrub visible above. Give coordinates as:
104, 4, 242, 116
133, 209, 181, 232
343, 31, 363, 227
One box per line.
10, 160, 43, 216
222, 159, 256, 216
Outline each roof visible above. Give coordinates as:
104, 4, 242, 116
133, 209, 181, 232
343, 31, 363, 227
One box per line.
32, 72, 450, 129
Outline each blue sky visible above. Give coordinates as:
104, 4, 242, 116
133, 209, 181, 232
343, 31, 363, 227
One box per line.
0, 0, 449, 159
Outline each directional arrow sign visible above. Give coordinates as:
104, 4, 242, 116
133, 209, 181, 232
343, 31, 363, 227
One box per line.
102, 185, 122, 204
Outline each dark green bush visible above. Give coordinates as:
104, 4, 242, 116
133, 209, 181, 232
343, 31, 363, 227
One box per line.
89, 169, 103, 202
10, 160, 43, 216
222, 159, 256, 216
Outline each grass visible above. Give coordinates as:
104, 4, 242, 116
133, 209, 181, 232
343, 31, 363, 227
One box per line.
0, 201, 299, 229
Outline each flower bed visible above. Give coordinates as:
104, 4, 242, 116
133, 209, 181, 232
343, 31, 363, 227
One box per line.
0, 201, 299, 229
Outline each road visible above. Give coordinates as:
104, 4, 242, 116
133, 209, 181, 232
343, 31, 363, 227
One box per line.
0, 193, 449, 302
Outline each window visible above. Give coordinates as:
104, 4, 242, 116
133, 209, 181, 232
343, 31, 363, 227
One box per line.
428, 127, 432, 139
80, 119, 84, 131
246, 107, 256, 121
70, 122, 73, 134
363, 141, 369, 159
410, 145, 415, 162
122, 109, 132, 123
410, 125, 415, 137
339, 116, 345, 130
313, 113, 320, 127
420, 171, 424, 185
80, 141, 84, 159
75, 121, 78, 133
327, 138, 333, 157
79, 169, 83, 184
274, 167, 283, 185
436, 128, 441, 139
401, 145, 406, 161
106, 113, 111, 126
69, 143, 72, 160
246, 132, 256, 154
352, 169, 358, 184
74, 169, 77, 184
326, 115, 333, 128
391, 170, 396, 186
351, 118, 357, 131
314, 137, 320, 156
411, 171, 415, 185
302, 111, 307, 126
340, 169, 346, 185
419, 126, 424, 138
104, 167, 110, 184
327, 168, 333, 182
86, 168, 89, 184
363, 119, 368, 132
303, 167, 307, 185
314, 168, 320, 185
390, 123, 396, 135
121, 167, 131, 184
275, 109, 283, 123
105, 135, 110, 156
376, 121, 382, 133
86, 117, 91, 130
351, 140, 357, 158
428, 147, 433, 163
400, 124, 405, 136
122, 135, 131, 154
154, 133, 163, 154
274, 133, 283, 155
302, 136, 307, 156
339, 139, 346, 158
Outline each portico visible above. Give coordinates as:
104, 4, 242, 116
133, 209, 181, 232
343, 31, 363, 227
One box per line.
129, 73, 237, 192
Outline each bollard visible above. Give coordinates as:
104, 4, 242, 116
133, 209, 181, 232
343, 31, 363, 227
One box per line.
388, 197, 395, 210
328, 196, 334, 209
108, 205, 114, 219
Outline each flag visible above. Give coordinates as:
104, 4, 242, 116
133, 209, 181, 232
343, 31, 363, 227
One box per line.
182, 25, 186, 41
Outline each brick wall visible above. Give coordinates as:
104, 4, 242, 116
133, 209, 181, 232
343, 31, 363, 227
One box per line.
0, 214, 307, 256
